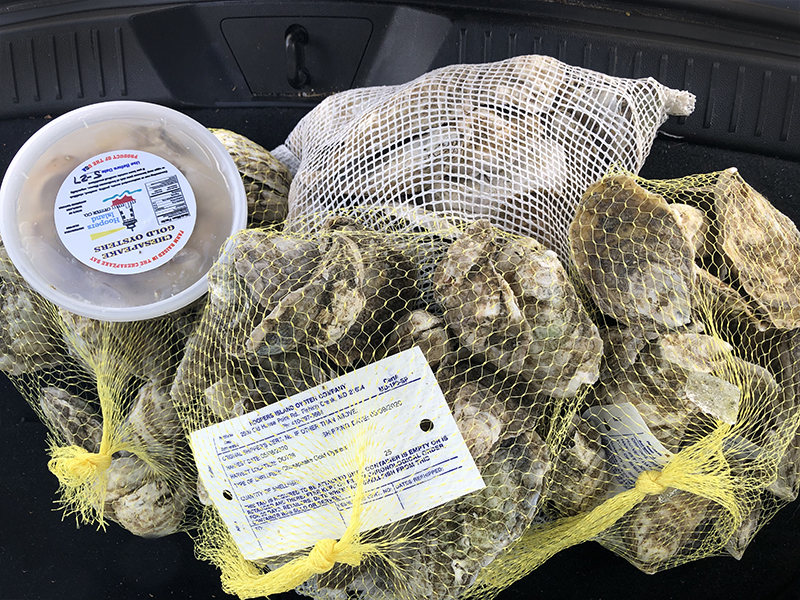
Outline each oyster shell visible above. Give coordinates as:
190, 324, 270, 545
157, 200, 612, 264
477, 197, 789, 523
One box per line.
211, 128, 292, 227
595, 336, 741, 451
386, 309, 453, 372
0, 242, 58, 375
598, 325, 647, 378
714, 168, 800, 329
318, 219, 419, 368
39, 387, 103, 453
604, 490, 713, 573
692, 266, 770, 331
434, 220, 602, 397
725, 499, 761, 560
247, 223, 418, 369
247, 234, 366, 356
667, 202, 708, 257
570, 174, 696, 332
545, 413, 611, 516
103, 454, 190, 538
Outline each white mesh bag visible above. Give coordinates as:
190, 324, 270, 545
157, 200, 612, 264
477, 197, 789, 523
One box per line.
273, 55, 694, 261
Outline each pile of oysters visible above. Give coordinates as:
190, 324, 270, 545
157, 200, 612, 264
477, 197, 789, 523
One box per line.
560, 169, 800, 571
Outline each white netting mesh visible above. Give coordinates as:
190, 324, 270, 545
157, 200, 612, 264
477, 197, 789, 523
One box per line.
275, 55, 694, 262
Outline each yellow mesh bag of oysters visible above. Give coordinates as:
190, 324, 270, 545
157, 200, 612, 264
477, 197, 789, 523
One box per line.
0, 241, 203, 536
173, 210, 604, 600
466, 167, 800, 598
0, 128, 291, 538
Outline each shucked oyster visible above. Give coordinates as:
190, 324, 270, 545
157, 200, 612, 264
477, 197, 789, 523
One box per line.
434, 220, 602, 397
570, 174, 696, 332
211, 129, 292, 227
713, 168, 800, 329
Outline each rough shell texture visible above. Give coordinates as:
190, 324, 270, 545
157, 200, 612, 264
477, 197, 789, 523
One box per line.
0, 271, 58, 376
595, 337, 741, 451
714, 169, 800, 329
434, 220, 602, 397
103, 453, 191, 538
570, 174, 696, 331
692, 266, 770, 332
248, 234, 367, 356
39, 387, 103, 453
667, 202, 708, 257
318, 219, 419, 368
211, 128, 292, 227
544, 413, 611, 516
604, 490, 713, 573
386, 309, 453, 373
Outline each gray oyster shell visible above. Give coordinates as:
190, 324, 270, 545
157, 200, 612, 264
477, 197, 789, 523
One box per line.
103, 454, 190, 538
725, 499, 761, 560
39, 387, 103, 454
249, 222, 418, 369
0, 244, 58, 375
211, 128, 292, 228
602, 490, 713, 573
386, 309, 453, 372
544, 413, 611, 517
595, 335, 740, 452
434, 220, 601, 397
714, 169, 800, 329
570, 174, 696, 332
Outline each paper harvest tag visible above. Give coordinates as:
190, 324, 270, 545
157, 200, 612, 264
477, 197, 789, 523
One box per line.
191, 346, 486, 560
583, 402, 673, 496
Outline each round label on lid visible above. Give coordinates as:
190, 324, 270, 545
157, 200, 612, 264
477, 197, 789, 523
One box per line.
54, 149, 197, 275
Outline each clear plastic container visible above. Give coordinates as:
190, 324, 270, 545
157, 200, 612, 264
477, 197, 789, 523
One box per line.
0, 101, 247, 321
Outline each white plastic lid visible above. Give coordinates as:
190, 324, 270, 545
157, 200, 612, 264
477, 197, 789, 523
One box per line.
0, 101, 247, 321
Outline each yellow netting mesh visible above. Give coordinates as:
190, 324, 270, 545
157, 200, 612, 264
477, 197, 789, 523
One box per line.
467, 168, 800, 598
173, 213, 586, 599
0, 249, 202, 535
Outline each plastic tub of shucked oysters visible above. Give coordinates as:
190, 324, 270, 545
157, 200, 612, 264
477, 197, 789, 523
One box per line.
0, 101, 247, 321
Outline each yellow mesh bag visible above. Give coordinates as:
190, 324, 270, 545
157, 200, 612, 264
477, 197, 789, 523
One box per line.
464, 168, 800, 598
0, 237, 201, 536
173, 212, 600, 599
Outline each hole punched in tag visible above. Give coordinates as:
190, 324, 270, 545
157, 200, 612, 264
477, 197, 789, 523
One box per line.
285, 24, 310, 89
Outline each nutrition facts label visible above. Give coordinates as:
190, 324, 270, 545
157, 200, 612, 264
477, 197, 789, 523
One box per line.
191, 347, 485, 560
146, 175, 191, 224
583, 403, 673, 495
